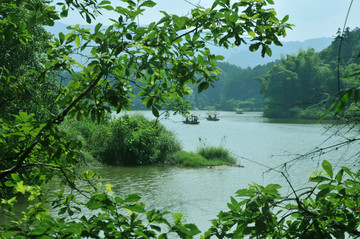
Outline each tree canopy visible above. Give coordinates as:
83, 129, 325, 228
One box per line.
2, 0, 360, 237
0, 0, 292, 182
0, 0, 295, 237
257, 27, 360, 119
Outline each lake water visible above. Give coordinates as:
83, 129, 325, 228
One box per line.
89, 111, 359, 233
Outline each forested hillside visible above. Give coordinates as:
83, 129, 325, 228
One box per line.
188, 27, 360, 118
187, 61, 275, 111
54, 27, 360, 117
258, 27, 360, 118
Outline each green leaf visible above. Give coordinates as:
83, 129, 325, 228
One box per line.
261, 45, 267, 57
58, 32, 65, 44
186, 223, 201, 236
4, 181, 15, 187
134, 230, 148, 238
335, 90, 352, 115
281, 15, 290, 24
173, 213, 183, 224
172, 15, 185, 29
211, 0, 220, 10
309, 176, 330, 183
146, 98, 153, 108
15, 181, 27, 194
152, 106, 159, 117
30, 226, 48, 236
265, 46, 272, 56
198, 82, 209, 93
249, 43, 261, 52
248, 31, 256, 38
65, 32, 72, 40
322, 160, 333, 179
318, 100, 337, 123
316, 188, 330, 201
11, 173, 21, 182
124, 193, 141, 203
102, 5, 114, 10
140, 0, 156, 8
85, 14, 91, 23
150, 225, 161, 232
335, 169, 344, 184
94, 23, 102, 33
99, 0, 111, 5
236, 188, 255, 197
75, 35, 81, 47
126, 33, 132, 40
59, 207, 67, 215
173, 223, 200, 236
126, 204, 146, 213
213, 55, 225, 61
60, 8, 68, 18
341, 166, 354, 178
87, 199, 103, 210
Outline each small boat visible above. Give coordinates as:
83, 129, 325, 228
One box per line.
206, 111, 219, 121
236, 108, 244, 114
183, 113, 200, 124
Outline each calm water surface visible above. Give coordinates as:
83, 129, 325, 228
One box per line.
87, 111, 360, 233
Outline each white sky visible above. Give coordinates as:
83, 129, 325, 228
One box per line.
59, 0, 360, 41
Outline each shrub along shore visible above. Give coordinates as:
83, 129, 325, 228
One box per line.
61, 113, 240, 168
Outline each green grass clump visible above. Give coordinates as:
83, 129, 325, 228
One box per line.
168, 146, 237, 167
197, 146, 235, 163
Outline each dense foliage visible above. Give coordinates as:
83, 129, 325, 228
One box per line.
102, 114, 181, 166
258, 27, 360, 118
0, 0, 291, 186
187, 27, 360, 117
0, 0, 296, 238
204, 161, 360, 238
182, 28, 360, 115
2, 176, 202, 238
62, 114, 181, 166
0, 0, 60, 121
1, 0, 360, 237
168, 145, 237, 167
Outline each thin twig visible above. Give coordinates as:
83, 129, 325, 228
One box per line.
337, 0, 354, 92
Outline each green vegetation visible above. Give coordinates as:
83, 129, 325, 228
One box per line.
62, 114, 182, 166
182, 27, 360, 118
4, 0, 360, 238
258, 27, 360, 119
62, 114, 181, 166
59, 116, 110, 167
168, 146, 238, 167
186, 62, 275, 111
102, 114, 181, 166
63, 114, 237, 168
204, 160, 360, 238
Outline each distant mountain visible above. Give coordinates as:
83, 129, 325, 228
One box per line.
208, 38, 334, 68
46, 22, 333, 68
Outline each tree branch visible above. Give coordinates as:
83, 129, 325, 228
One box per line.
0, 42, 126, 182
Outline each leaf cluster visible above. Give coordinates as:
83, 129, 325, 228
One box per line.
204, 160, 360, 238
0, 0, 293, 238
258, 27, 360, 119
62, 114, 182, 166
1, 180, 201, 238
